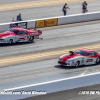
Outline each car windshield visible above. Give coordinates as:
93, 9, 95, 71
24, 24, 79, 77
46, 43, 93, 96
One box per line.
74, 50, 86, 56
8, 29, 19, 34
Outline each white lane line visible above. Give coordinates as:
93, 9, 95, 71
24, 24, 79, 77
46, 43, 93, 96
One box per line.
81, 68, 89, 76
95, 69, 99, 72
4, 71, 100, 91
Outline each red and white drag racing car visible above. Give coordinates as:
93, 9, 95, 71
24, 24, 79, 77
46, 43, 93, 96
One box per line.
0, 27, 42, 44
58, 48, 100, 67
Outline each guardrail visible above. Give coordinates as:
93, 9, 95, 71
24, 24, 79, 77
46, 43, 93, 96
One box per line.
0, 11, 100, 32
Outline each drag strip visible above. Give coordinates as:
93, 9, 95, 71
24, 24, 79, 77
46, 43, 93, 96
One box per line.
1, 41, 100, 67
0, 59, 100, 100
0, 58, 100, 91
1, 1, 100, 100
0, 22, 100, 99
0, 22, 100, 58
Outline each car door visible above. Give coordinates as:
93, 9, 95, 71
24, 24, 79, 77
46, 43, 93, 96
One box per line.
85, 52, 96, 65
21, 31, 28, 41
18, 31, 26, 42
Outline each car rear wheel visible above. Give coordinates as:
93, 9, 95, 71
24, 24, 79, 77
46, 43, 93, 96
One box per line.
9, 39, 13, 44
96, 57, 100, 64
15, 41, 19, 43
29, 36, 34, 43
75, 61, 80, 67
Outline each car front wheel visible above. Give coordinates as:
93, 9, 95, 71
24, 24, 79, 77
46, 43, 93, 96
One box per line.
75, 61, 80, 67
29, 36, 34, 43
96, 57, 100, 64
9, 39, 13, 44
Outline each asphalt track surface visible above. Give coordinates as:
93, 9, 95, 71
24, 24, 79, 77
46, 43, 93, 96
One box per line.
0, 20, 100, 99
0, 0, 37, 4
1, 57, 100, 90
1, 0, 100, 100
1, 50, 100, 100
0, 21, 100, 99
0, 0, 99, 23
20, 84, 100, 100
0, 21, 100, 58
0, 22, 100, 99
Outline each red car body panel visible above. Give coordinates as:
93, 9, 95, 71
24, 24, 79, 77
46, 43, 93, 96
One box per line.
60, 54, 82, 61
0, 31, 15, 38
58, 48, 100, 67
0, 27, 42, 43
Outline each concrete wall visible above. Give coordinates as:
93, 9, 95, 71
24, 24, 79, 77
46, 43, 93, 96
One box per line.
0, 11, 100, 32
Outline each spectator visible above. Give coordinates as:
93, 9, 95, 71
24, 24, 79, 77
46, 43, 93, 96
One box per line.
62, 3, 70, 16
10, 17, 17, 28
17, 13, 22, 21
82, 1, 88, 13
12, 17, 14, 22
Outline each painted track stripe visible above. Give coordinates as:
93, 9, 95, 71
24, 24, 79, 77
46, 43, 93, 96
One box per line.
4, 71, 100, 91
0, 0, 79, 11
0, 44, 100, 64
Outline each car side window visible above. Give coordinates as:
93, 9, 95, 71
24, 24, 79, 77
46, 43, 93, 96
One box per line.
18, 31, 26, 35
22, 31, 26, 34
18, 31, 23, 35
94, 52, 97, 55
86, 52, 94, 56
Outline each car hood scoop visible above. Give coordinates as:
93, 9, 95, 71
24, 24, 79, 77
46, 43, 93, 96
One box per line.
61, 53, 82, 61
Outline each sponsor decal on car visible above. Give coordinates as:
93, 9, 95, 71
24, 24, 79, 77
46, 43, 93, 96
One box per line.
81, 58, 84, 63
86, 59, 93, 62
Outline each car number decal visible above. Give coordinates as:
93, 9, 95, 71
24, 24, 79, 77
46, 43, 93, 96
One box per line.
86, 59, 93, 62
81, 58, 84, 63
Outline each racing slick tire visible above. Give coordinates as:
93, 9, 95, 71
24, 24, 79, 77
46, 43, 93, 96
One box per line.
9, 39, 13, 44
15, 41, 19, 43
75, 61, 80, 67
96, 57, 100, 64
29, 36, 34, 43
